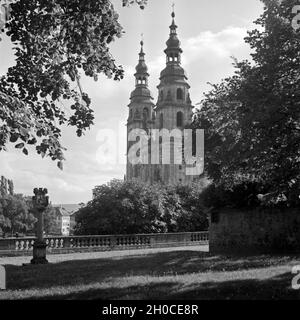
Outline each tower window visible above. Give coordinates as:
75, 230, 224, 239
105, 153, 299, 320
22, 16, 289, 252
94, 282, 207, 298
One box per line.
168, 54, 175, 62
143, 107, 149, 121
129, 109, 133, 119
159, 113, 163, 129
177, 88, 183, 100
134, 110, 140, 119
176, 111, 183, 127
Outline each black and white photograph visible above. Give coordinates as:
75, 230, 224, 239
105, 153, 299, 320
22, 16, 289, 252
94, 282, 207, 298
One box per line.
0, 0, 300, 309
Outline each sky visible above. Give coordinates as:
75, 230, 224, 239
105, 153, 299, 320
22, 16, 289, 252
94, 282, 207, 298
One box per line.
0, 0, 264, 204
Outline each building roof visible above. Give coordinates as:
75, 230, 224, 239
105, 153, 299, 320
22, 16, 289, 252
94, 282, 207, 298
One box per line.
53, 204, 81, 216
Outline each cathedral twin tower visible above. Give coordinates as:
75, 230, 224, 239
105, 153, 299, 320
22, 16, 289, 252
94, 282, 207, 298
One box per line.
126, 11, 198, 185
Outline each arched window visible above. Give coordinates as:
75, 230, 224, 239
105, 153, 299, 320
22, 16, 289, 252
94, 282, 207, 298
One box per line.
134, 110, 140, 119
159, 113, 163, 129
143, 107, 149, 121
129, 109, 133, 119
177, 88, 183, 100
168, 54, 174, 62
176, 111, 183, 127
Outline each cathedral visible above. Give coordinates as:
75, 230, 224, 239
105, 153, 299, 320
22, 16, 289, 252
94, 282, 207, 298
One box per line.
126, 10, 199, 185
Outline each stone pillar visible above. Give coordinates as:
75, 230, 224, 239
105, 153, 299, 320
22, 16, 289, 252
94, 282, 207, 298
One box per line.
31, 188, 49, 265
0, 265, 5, 290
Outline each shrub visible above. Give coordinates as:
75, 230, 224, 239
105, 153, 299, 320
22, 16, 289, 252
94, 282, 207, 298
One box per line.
74, 179, 208, 235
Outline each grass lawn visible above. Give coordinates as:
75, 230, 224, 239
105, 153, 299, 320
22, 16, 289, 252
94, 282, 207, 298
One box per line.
0, 246, 300, 300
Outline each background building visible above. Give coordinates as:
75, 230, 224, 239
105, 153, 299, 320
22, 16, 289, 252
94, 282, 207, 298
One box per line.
53, 204, 81, 236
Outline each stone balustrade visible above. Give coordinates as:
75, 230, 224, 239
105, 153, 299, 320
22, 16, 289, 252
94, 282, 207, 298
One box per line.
0, 231, 208, 255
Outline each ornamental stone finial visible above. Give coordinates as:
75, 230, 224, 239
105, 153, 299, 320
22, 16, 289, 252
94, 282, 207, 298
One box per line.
32, 188, 49, 211
172, 3, 175, 18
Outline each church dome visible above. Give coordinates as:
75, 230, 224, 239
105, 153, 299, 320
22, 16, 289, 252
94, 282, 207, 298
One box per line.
166, 35, 180, 49
160, 64, 187, 80
135, 60, 148, 74
130, 86, 152, 100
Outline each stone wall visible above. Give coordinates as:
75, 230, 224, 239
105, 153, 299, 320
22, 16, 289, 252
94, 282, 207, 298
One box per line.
209, 207, 300, 254
0, 231, 209, 256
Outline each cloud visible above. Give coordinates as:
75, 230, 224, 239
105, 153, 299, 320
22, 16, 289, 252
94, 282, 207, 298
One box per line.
183, 26, 251, 64
178, 26, 253, 103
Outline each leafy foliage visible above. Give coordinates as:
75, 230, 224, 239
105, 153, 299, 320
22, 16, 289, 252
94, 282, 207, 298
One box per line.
43, 205, 61, 235
26, 200, 61, 235
74, 179, 208, 235
193, 0, 300, 206
0, 194, 36, 235
0, 0, 147, 168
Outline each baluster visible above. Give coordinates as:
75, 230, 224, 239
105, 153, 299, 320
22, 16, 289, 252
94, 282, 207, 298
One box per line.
70, 238, 74, 248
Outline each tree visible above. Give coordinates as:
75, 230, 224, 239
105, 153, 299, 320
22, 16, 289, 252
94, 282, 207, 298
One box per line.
0, 194, 36, 235
43, 205, 61, 235
75, 179, 167, 235
171, 182, 209, 232
75, 179, 208, 235
0, 0, 147, 168
193, 0, 300, 206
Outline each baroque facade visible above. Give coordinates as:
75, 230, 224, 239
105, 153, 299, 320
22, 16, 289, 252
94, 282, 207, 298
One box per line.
126, 11, 198, 185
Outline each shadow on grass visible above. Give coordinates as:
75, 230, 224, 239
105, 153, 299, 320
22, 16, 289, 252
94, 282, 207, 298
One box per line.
2, 250, 300, 299
169, 271, 300, 300
17, 271, 300, 300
